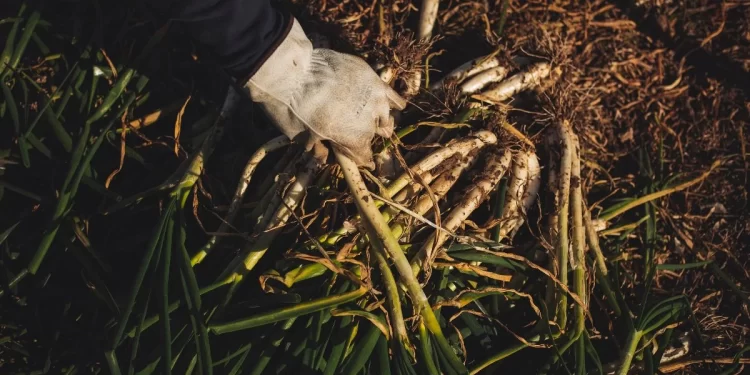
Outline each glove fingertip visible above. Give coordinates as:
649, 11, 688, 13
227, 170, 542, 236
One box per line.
375, 115, 394, 139
384, 84, 408, 110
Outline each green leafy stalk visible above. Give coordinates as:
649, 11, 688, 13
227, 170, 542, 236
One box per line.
110, 199, 176, 347
570, 133, 586, 372
370, 236, 412, 357
322, 316, 354, 375
248, 318, 297, 375
30, 79, 139, 274
86, 68, 135, 125
375, 334, 393, 375
160, 217, 175, 375
1, 82, 29, 167
123, 275, 235, 338
335, 150, 469, 374
470, 336, 541, 374
1, 9, 39, 81
209, 286, 367, 334
176, 197, 213, 375
340, 321, 383, 374
417, 322, 440, 375
617, 330, 642, 375
597, 160, 721, 223
555, 121, 574, 329
0, 4, 25, 78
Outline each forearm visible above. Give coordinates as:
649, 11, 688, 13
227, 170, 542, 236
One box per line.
152, 0, 291, 80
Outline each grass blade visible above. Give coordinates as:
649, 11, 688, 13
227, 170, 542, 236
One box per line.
340, 322, 383, 375
0, 4, 25, 78
176, 204, 213, 375
0, 222, 20, 245
30, 92, 136, 274
160, 217, 175, 375
110, 199, 175, 348
0, 10, 40, 81
656, 260, 712, 271
210, 286, 367, 334
1, 82, 30, 168
322, 316, 354, 375
248, 318, 296, 375
86, 68, 134, 124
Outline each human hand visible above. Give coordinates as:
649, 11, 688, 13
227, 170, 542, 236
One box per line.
243, 19, 407, 168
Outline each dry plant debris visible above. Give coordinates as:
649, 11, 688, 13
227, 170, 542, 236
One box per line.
0, 0, 749, 374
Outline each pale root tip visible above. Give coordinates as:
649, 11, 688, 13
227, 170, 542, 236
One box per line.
474, 130, 498, 145
592, 219, 608, 232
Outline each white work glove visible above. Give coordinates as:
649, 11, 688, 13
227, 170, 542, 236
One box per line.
242, 19, 407, 168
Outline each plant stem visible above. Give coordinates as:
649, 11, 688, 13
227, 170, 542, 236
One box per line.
335, 150, 469, 374
218, 152, 323, 305
192, 135, 289, 265
543, 131, 560, 315
570, 132, 587, 371
555, 120, 575, 329
160, 217, 174, 375
618, 330, 642, 375
370, 236, 412, 352
209, 287, 366, 334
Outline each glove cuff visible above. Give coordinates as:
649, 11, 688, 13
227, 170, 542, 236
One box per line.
243, 18, 312, 104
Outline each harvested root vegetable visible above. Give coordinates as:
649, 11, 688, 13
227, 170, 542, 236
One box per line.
385, 147, 485, 242
570, 132, 587, 310
402, 70, 422, 97
475, 62, 551, 103
321, 171, 439, 248
459, 65, 511, 94
192, 135, 289, 265
429, 55, 501, 91
418, 0, 439, 40
386, 130, 497, 196
552, 120, 575, 328
506, 149, 542, 238
218, 149, 327, 304
326, 131, 495, 249
521, 150, 542, 216
408, 151, 481, 219
411, 148, 513, 277
495, 151, 530, 240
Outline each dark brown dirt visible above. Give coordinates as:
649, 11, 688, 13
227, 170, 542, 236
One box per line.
1, 0, 749, 373
288, 0, 750, 372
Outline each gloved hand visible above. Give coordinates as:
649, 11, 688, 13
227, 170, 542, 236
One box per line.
243, 18, 407, 168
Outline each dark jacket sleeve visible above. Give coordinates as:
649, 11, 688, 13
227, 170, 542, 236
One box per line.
152, 0, 292, 81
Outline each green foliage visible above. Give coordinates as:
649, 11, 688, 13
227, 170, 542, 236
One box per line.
0, 2, 747, 375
